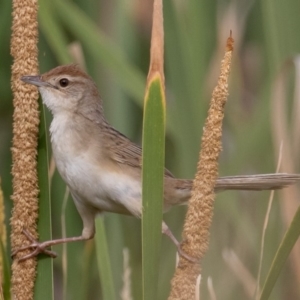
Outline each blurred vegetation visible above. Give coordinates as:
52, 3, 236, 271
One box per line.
2, 0, 300, 299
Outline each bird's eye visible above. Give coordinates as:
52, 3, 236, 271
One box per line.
59, 78, 69, 87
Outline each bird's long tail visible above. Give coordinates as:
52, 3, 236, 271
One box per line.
170, 173, 300, 207
215, 173, 300, 191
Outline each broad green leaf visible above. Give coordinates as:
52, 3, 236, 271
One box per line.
142, 76, 166, 300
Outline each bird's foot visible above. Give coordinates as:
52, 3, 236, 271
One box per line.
176, 243, 199, 264
11, 229, 57, 262
162, 222, 199, 264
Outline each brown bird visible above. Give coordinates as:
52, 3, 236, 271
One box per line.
16, 64, 299, 261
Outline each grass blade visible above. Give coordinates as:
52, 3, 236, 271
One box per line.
34, 100, 54, 299
142, 1, 165, 298
142, 75, 165, 299
0, 239, 10, 300
259, 205, 300, 300
95, 217, 116, 300
39, 0, 73, 65
54, 0, 145, 104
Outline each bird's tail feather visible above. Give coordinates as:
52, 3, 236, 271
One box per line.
215, 173, 300, 191
171, 173, 300, 206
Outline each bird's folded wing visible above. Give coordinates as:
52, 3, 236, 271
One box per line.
106, 126, 174, 177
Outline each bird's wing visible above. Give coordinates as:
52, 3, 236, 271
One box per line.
104, 125, 174, 178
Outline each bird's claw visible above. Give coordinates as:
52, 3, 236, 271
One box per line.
176, 243, 199, 264
162, 222, 199, 263
11, 229, 57, 262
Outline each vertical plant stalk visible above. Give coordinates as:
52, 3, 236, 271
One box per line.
0, 178, 7, 299
10, 0, 39, 299
0, 179, 6, 274
168, 34, 234, 300
142, 0, 165, 299
270, 59, 300, 285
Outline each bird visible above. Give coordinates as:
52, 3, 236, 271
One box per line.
16, 64, 300, 261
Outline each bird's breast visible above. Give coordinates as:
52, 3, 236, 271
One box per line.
50, 116, 143, 216
55, 152, 142, 216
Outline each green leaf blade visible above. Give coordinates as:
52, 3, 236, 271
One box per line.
34, 99, 54, 300
142, 76, 166, 300
260, 205, 300, 300
95, 217, 116, 300
39, 0, 73, 65
54, 0, 145, 104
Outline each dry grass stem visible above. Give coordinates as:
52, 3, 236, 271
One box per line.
223, 249, 256, 298
255, 142, 283, 299
10, 0, 39, 298
291, 56, 300, 160
195, 275, 201, 300
271, 60, 300, 286
68, 41, 86, 70
207, 277, 217, 300
168, 34, 234, 300
120, 248, 132, 300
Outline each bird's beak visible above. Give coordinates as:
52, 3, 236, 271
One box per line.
21, 75, 49, 87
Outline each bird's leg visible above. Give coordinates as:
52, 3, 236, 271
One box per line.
162, 221, 198, 263
13, 203, 96, 262
12, 229, 92, 262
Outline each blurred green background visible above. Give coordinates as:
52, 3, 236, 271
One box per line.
1, 0, 300, 299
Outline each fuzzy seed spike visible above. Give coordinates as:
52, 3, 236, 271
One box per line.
169, 33, 234, 299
